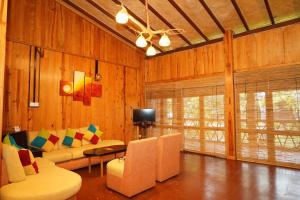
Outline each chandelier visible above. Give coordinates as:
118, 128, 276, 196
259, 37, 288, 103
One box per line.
115, 0, 184, 56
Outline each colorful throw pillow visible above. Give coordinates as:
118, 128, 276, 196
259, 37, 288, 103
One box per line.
31, 129, 59, 152
62, 129, 84, 148
82, 124, 103, 144
3, 134, 22, 149
18, 149, 39, 175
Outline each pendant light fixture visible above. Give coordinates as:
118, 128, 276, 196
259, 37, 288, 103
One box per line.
115, 5, 129, 24
159, 33, 171, 47
136, 35, 147, 48
115, 0, 184, 56
146, 45, 156, 56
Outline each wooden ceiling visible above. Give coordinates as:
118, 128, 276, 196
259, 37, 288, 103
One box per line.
58, 0, 300, 56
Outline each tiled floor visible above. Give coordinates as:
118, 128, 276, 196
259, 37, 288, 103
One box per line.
75, 152, 300, 200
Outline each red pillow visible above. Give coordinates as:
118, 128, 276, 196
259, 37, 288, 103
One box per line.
18, 149, 39, 175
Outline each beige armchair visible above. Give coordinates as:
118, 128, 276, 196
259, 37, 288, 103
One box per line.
156, 133, 182, 182
106, 137, 157, 197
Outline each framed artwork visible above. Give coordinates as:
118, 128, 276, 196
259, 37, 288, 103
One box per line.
59, 71, 102, 106
83, 77, 92, 106
60, 80, 73, 96
73, 71, 85, 101
91, 83, 102, 97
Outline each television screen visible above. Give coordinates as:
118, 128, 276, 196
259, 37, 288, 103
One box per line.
133, 109, 155, 123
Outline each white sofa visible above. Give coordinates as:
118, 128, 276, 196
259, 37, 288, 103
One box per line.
0, 145, 82, 200
27, 127, 124, 170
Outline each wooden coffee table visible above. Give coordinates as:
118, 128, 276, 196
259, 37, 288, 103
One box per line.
83, 145, 127, 177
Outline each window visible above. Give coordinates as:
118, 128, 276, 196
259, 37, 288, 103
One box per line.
235, 66, 300, 168
146, 77, 226, 157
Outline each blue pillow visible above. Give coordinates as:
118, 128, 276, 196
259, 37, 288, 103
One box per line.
3, 134, 22, 149
31, 136, 47, 148
62, 136, 73, 147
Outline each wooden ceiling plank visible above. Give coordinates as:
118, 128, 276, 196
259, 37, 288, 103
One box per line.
139, 0, 192, 45
231, 0, 250, 31
234, 17, 300, 38
263, 0, 275, 25
149, 17, 300, 58
168, 0, 208, 41
198, 0, 225, 33
86, 0, 162, 52
62, 0, 138, 48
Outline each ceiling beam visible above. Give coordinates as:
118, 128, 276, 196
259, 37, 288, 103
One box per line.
86, 0, 162, 52
138, 0, 192, 45
168, 0, 208, 41
62, 0, 138, 49
198, 0, 225, 33
263, 0, 275, 25
231, 0, 249, 31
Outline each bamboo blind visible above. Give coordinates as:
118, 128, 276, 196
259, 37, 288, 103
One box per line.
146, 76, 226, 157
234, 65, 300, 168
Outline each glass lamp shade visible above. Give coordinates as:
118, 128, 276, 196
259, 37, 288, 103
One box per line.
116, 7, 129, 24
136, 35, 147, 48
146, 46, 156, 56
159, 33, 171, 47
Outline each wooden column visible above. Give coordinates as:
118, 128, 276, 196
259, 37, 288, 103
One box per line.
0, 0, 8, 184
224, 30, 236, 159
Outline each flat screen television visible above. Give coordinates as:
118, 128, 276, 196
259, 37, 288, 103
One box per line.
133, 109, 156, 123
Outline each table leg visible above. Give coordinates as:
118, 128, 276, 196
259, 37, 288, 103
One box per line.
88, 157, 91, 173
100, 158, 103, 177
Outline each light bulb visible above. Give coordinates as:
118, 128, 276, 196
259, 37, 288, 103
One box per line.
116, 6, 128, 24
136, 35, 147, 48
159, 33, 171, 47
146, 46, 156, 56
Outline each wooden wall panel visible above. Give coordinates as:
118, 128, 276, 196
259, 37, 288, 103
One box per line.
145, 41, 225, 83
195, 42, 225, 75
233, 23, 300, 71
284, 23, 300, 64
3, 42, 29, 131
29, 50, 63, 131
125, 68, 140, 144
255, 28, 284, 67
3, 42, 133, 142
0, 0, 8, 182
6, 0, 143, 69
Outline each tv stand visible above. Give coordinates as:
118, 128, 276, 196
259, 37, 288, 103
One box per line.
134, 122, 154, 139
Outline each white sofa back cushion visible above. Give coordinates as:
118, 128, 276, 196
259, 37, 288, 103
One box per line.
2, 144, 26, 183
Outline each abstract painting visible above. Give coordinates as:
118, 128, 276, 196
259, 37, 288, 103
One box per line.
59, 71, 102, 106
83, 76, 92, 106
60, 80, 73, 96
73, 71, 85, 101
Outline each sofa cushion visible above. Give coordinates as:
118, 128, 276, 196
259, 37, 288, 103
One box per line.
2, 144, 26, 183
30, 129, 59, 152
0, 166, 82, 200
62, 129, 84, 148
42, 149, 73, 163
18, 149, 39, 175
82, 124, 103, 144
55, 129, 67, 150
35, 157, 55, 169
3, 134, 22, 149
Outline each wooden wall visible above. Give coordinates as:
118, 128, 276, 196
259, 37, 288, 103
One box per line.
145, 23, 300, 83
3, 0, 144, 143
0, 0, 8, 184
145, 42, 225, 83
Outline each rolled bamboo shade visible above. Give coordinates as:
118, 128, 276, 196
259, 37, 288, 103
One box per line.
146, 75, 226, 157
234, 65, 300, 169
